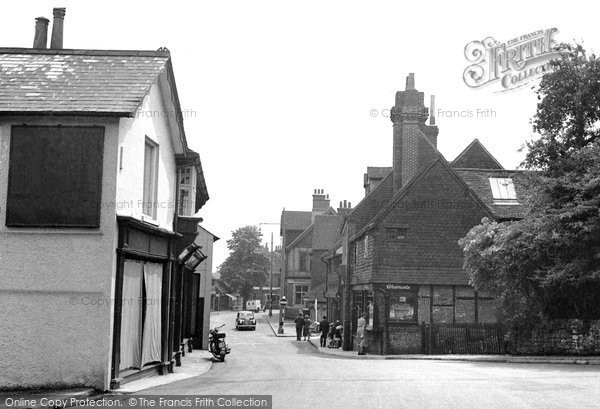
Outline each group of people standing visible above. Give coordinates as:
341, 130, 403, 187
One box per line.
294, 311, 367, 355
318, 315, 342, 348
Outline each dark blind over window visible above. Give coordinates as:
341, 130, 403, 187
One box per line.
7, 125, 104, 227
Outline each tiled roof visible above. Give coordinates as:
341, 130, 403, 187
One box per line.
455, 168, 537, 220
286, 224, 313, 250
281, 210, 312, 231
312, 215, 343, 250
347, 170, 394, 232
0, 48, 170, 115
451, 139, 504, 170
366, 166, 392, 180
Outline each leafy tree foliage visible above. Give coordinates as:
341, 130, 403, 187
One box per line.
218, 226, 270, 302
526, 44, 600, 174
459, 44, 600, 322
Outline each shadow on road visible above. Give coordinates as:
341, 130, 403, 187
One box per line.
288, 339, 318, 354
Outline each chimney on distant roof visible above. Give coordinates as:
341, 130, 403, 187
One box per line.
50, 8, 66, 49
33, 17, 49, 49
336, 200, 352, 218
312, 188, 330, 221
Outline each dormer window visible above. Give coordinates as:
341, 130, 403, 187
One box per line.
489, 177, 518, 204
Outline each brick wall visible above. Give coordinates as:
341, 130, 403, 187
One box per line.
388, 326, 422, 354
510, 320, 600, 355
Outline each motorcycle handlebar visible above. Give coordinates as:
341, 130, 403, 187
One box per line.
211, 323, 226, 332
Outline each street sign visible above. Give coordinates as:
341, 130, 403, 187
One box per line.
280, 297, 288, 307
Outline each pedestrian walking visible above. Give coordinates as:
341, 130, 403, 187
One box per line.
303, 315, 311, 341
294, 312, 304, 341
319, 315, 330, 347
357, 312, 367, 355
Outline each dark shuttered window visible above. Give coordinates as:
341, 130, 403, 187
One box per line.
6, 125, 104, 227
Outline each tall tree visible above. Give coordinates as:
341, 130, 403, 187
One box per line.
459, 44, 600, 322
218, 225, 270, 302
525, 43, 600, 173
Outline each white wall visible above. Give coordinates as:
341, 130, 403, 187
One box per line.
195, 226, 217, 349
116, 83, 178, 231
0, 116, 120, 391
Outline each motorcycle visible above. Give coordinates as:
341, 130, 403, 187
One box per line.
208, 323, 231, 362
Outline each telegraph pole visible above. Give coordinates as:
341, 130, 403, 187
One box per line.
269, 231, 273, 317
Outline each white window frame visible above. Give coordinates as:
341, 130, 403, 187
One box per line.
294, 284, 309, 306
177, 166, 194, 217
489, 177, 518, 204
178, 186, 192, 216
143, 137, 159, 219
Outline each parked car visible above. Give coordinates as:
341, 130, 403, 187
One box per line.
235, 310, 257, 330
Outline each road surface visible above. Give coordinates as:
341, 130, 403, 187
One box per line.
123, 311, 600, 409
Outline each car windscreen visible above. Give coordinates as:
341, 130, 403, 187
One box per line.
239, 312, 253, 317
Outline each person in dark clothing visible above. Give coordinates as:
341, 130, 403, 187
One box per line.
294, 313, 304, 341
319, 316, 330, 347
303, 315, 312, 341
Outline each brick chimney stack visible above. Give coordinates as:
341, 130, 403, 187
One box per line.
33, 17, 50, 49
50, 8, 66, 49
312, 188, 330, 220
336, 200, 352, 218
390, 73, 438, 193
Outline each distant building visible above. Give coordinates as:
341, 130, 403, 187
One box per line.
280, 190, 343, 316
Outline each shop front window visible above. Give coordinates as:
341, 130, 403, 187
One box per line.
389, 292, 417, 322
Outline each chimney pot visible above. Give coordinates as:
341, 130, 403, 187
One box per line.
430, 95, 436, 126
50, 8, 66, 50
33, 17, 50, 49
348, 202, 351, 208
406, 73, 415, 90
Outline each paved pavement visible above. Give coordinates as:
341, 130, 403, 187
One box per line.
106, 310, 600, 409
113, 347, 213, 393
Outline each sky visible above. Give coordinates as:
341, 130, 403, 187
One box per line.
2, 1, 599, 269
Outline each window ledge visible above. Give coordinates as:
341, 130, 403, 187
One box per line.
492, 200, 520, 206
141, 215, 160, 225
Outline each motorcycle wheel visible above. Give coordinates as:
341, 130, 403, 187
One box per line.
219, 352, 225, 362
